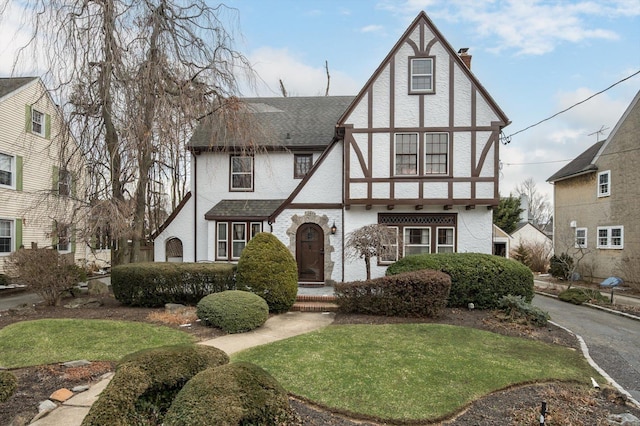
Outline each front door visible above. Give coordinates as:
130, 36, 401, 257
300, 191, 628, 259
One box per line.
296, 223, 324, 282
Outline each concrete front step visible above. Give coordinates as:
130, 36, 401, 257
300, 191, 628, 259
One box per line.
292, 294, 338, 312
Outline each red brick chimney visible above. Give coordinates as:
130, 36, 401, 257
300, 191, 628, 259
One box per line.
458, 48, 472, 70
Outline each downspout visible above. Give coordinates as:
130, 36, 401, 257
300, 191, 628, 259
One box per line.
193, 151, 197, 261
340, 131, 345, 283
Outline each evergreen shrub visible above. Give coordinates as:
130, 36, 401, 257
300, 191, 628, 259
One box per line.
236, 233, 298, 313
558, 288, 608, 305
111, 262, 236, 307
549, 253, 574, 280
497, 295, 550, 326
0, 371, 17, 403
196, 290, 269, 334
386, 253, 533, 309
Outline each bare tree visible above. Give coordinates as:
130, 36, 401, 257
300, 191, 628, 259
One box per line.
515, 177, 552, 226
5, 0, 254, 264
345, 224, 396, 280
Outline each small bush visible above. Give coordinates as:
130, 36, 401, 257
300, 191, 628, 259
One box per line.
111, 262, 236, 307
386, 253, 533, 309
0, 273, 9, 287
497, 295, 550, 327
82, 344, 229, 426
164, 362, 298, 426
549, 253, 574, 280
335, 269, 451, 318
236, 233, 298, 313
197, 290, 269, 334
558, 288, 608, 305
0, 371, 17, 403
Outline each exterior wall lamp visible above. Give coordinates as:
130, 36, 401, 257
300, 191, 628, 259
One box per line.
330, 221, 337, 235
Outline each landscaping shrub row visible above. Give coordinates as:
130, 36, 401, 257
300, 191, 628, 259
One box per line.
335, 269, 451, 318
386, 253, 534, 309
111, 262, 236, 307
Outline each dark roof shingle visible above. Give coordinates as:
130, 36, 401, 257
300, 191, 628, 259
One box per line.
547, 140, 604, 183
204, 199, 285, 220
0, 77, 38, 99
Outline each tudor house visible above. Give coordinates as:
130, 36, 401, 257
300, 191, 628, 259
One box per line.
547, 90, 639, 283
154, 12, 510, 283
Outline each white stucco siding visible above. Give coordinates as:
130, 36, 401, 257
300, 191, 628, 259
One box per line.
154, 196, 195, 262
476, 96, 501, 125
371, 133, 390, 178
372, 182, 390, 199
453, 64, 472, 127
423, 182, 448, 199
342, 207, 387, 282
453, 182, 471, 199
349, 134, 367, 179
343, 97, 368, 129
456, 207, 493, 254
475, 182, 495, 199
424, 43, 451, 128
477, 134, 495, 178
349, 182, 368, 199
294, 144, 343, 204
395, 181, 419, 198
452, 132, 471, 177
372, 65, 390, 129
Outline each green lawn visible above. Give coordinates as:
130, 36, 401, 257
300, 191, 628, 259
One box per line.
0, 319, 196, 368
233, 323, 601, 422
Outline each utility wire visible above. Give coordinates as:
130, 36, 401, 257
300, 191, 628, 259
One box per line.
502, 69, 640, 144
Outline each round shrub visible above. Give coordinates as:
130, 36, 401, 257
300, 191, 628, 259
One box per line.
0, 371, 17, 403
82, 344, 229, 426
164, 362, 298, 426
196, 290, 269, 334
558, 288, 608, 305
236, 232, 298, 313
386, 253, 533, 309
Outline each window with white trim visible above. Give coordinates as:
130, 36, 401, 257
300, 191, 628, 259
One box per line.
216, 221, 262, 260
58, 168, 71, 196
31, 108, 44, 136
575, 228, 587, 249
250, 222, 261, 239
395, 133, 418, 175
56, 222, 70, 252
436, 227, 455, 253
410, 58, 433, 93
0, 219, 13, 253
231, 223, 246, 259
0, 153, 14, 188
597, 171, 610, 197
379, 226, 399, 264
597, 226, 623, 249
217, 222, 228, 259
230, 156, 253, 191
425, 133, 448, 174
404, 227, 430, 256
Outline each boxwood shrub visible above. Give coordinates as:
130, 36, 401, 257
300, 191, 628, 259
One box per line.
236, 233, 298, 313
386, 253, 533, 309
335, 269, 451, 318
82, 344, 229, 426
0, 371, 17, 403
558, 287, 608, 305
197, 290, 269, 334
164, 362, 298, 426
111, 262, 236, 307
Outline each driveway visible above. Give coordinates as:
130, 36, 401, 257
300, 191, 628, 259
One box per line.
533, 294, 640, 403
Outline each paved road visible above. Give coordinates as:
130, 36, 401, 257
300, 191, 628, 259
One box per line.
533, 294, 640, 402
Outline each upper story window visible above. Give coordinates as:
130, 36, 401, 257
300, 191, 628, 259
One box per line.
575, 228, 587, 248
425, 133, 449, 174
58, 168, 71, 196
597, 171, 610, 197
395, 133, 418, 175
410, 57, 434, 93
0, 219, 13, 254
597, 226, 623, 249
0, 153, 14, 188
31, 108, 45, 136
230, 155, 253, 191
294, 154, 313, 179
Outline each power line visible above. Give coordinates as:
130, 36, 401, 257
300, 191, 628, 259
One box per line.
504, 159, 573, 166
501, 69, 640, 144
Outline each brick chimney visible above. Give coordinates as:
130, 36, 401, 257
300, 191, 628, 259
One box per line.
458, 48, 472, 69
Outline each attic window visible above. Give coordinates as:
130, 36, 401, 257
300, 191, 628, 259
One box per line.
410, 57, 434, 93
294, 154, 312, 179
31, 108, 44, 136
597, 170, 610, 197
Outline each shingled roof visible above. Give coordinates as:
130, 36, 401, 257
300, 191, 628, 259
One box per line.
204, 199, 285, 221
0, 77, 38, 99
189, 96, 355, 151
547, 140, 604, 183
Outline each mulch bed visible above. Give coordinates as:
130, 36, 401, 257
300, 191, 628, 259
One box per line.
1, 293, 639, 425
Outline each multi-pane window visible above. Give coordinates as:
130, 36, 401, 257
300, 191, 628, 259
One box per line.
395, 133, 418, 175
0, 153, 13, 187
425, 133, 448, 174
230, 156, 253, 191
251, 223, 261, 239
436, 228, 455, 253
217, 222, 228, 259
58, 168, 71, 196
575, 228, 587, 248
217, 221, 262, 260
0, 219, 12, 253
597, 226, 623, 249
404, 227, 430, 256
31, 109, 44, 136
597, 171, 610, 197
410, 58, 433, 93
379, 226, 399, 264
56, 223, 70, 252
294, 154, 313, 179
232, 223, 246, 259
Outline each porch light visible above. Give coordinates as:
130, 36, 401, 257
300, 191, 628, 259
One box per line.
330, 222, 337, 235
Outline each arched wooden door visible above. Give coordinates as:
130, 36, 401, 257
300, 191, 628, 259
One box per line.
296, 223, 324, 282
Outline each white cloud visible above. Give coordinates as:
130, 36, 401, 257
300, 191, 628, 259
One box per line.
0, 3, 34, 76
360, 24, 385, 33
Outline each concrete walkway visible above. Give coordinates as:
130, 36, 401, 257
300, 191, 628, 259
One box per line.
30, 311, 335, 426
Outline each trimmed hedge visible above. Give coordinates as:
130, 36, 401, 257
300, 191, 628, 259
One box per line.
335, 269, 451, 318
197, 290, 269, 334
0, 371, 17, 403
558, 287, 608, 305
164, 362, 298, 426
111, 262, 236, 307
386, 253, 533, 309
236, 233, 298, 313
81, 344, 229, 426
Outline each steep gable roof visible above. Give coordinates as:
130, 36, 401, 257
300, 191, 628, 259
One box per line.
592, 89, 640, 164
189, 96, 355, 152
546, 140, 603, 183
0, 77, 38, 100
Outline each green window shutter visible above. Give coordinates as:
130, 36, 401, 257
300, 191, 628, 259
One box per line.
52, 221, 58, 248
15, 219, 22, 251
25, 105, 32, 133
52, 165, 59, 193
16, 155, 23, 191
71, 226, 76, 253
45, 113, 51, 139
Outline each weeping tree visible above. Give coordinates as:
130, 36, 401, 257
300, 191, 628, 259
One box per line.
4, 0, 254, 264
345, 224, 397, 280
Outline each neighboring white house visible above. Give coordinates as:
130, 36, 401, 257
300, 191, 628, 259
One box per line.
0, 77, 107, 272
154, 12, 510, 283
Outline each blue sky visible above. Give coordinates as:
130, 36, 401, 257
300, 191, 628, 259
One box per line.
2, 0, 638, 204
